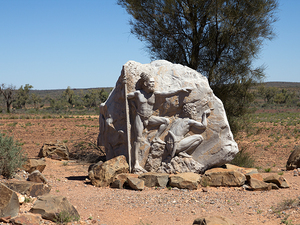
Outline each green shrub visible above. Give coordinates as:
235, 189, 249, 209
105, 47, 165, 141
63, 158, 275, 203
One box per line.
54, 210, 80, 224
0, 133, 27, 178
230, 147, 255, 168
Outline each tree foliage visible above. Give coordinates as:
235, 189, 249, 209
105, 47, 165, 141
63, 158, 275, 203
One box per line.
118, 0, 278, 132
13, 84, 33, 109
0, 84, 17, 113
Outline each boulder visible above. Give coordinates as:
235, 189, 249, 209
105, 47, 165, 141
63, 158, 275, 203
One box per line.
9, 213, 42, 225
245, 173, 263, 182
248, 178, 272, 191
38, 141, 69, 160
29, 194, 80, 222
110, 173, 138, 189
4, 180, 51, 197
169, 172, 200, 190
193, 216, 237, 225
286, 147, 300, 170
27, 170, 48, 184
225, 164, 258, 175
0, 183, 19, 218
22, 158, 46, 174
127, 177, 144, 191
98, 60, 239, 173
264, 174, 289, 188
88, 155, 129, 187
139, 172, 169, 188
200, 168, 246, 187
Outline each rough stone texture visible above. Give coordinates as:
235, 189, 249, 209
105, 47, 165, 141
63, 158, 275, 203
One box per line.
98, 60, 238, 173
0, 183, 19, 218
88, 155, 129, 187
38, 141, 69, 160
22, 158, 46, 174
286, 147, 300, 170
127, 177, 144, 191
9, 213, 42, 225
27, 170, 48, 184
225, 164, 258, 175
110, 173, 138, 189
248, 178, 272, 191
245, 173, 264, 182
4, 180, 51, 197
29, 194, 79, 222
159, 156, 204, 174
169, 172, 200, 190
138, 172, 169, 188
193, 216, 237, 225
264, 174, 289, 188
200, 168, 246, 187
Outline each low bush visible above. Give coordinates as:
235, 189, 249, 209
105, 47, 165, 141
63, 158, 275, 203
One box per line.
0, 133, 27, 178
230, 147, 255, 168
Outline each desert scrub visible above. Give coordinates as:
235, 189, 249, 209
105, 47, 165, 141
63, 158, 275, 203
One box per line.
0, 133, 27, 178
54, 210, 80, 224
230, 147, 255, 168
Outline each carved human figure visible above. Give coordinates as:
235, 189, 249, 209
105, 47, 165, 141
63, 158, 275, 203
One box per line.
166, 103, 210, 158
127, 72, 191, 171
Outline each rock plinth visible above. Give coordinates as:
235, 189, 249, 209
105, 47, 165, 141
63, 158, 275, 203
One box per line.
98, 60, 239, 173
200, 168, 246, 187
88, 155, 129, 187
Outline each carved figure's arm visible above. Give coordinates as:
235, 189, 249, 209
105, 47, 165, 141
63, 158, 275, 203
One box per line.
127, 91, 137, 99
189, 110, 210, 131
155, 87, 193, 97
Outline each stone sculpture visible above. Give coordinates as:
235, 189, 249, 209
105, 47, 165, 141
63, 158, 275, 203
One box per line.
127, 72, 192, 172
97, 60, 239, 174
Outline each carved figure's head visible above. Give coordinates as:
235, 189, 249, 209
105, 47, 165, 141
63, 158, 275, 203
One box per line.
140, 72, 155, 93
183, 103, 197, 119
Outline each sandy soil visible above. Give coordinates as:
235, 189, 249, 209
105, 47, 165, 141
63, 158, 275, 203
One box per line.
1, 116, 300, 225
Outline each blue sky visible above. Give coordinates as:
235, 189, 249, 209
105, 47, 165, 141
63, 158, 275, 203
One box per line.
0, 0, 299, 90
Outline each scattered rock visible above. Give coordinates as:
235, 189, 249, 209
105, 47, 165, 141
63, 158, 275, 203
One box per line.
88, 155, 129, 187
5, 180, 51, 197
29, 194, 80, 222
27, 170, 48, 184
200, 168, 246, 187
0, 183, 19, 218
264, 174, 289, 188
9, 213, 42, 225
193, 216, 237, 225
38, 141, 69, 160
248, 178, 272, 191
286, 146, 300, 170
169, 172, 200, 190
138, 172, 169, 188
22, 158, 46, 174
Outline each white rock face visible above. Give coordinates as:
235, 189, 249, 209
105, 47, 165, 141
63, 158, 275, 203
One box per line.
98, 60, 239, 173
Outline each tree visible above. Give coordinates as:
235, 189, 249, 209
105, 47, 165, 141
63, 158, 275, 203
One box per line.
63, 86, 75, 106
13, 84, 33, 109
0, 84, 16, 113
118, 0, 278, 132
29, 93, 42, 109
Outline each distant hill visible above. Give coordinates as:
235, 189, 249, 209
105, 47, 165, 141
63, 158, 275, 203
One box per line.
30, 87, 112, 99
264, 82, 300, 88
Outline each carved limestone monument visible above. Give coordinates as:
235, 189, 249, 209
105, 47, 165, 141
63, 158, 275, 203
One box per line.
97, 60, 239, 174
